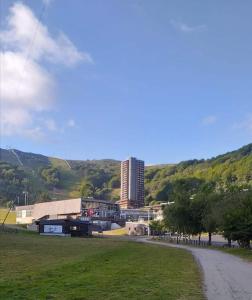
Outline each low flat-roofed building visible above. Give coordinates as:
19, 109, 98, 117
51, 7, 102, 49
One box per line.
37, 219, 92, 237
33, 198, 82, 220
16, 198, 81, 224
16, 198, 120, 224
126, 221, 148, 236
16, 205, 35, 224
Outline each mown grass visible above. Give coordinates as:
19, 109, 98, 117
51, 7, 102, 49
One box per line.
151, 236, 252, 263
0, 209, 16, 224
103, 227, 127, 236
219, 247, 252, 262
0, 232, 204, 300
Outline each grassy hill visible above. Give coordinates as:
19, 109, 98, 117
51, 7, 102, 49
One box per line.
1, 144, 252, 206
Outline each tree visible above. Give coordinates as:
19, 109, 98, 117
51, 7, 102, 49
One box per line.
163, 178, 207, 237
108, 176, 120, 188
36, 191, 51, 203
80, 182, 96, 198
221, 190, 252, 248
0, 162, 27, 206
195, 191, 220, 245
40, 167, 60, 188
163, 193, 199, 237
149, 220, 165, 236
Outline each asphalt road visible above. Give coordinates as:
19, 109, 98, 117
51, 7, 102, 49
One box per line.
138, 238, 252, 300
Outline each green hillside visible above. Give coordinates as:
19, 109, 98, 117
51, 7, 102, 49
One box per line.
145, 144, 252, 203
0, 148, 120, 206
0, 144, 252, 207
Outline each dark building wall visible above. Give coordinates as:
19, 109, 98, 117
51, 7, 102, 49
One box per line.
38, 220, 92, 236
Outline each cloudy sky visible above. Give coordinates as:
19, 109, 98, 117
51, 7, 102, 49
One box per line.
0, 0, 252, 163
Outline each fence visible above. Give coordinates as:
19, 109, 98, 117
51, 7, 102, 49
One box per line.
152, 235, 237, 248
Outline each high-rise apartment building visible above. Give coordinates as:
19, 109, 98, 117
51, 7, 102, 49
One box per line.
119, 157, 144, 209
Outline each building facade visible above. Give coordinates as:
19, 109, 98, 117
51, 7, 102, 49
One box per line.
37, 219, 92, 237
125, 221, 148, 236
16, 198, 120, 224
119, 157, 144, 209
120, 208, 154, 221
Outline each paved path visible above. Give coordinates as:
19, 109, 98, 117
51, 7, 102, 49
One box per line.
137, 238, 252, 300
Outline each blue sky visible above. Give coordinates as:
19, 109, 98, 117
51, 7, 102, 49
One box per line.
1, 0, 252, 164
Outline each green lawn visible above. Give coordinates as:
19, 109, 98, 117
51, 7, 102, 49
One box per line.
0, 209, 16, 224
219, 247, 252, 262
0, 232, 204, 300
103, 227, 127, 236
152, 236, 252, 263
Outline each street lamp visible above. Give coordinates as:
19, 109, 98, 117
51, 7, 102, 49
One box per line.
147, 208, 153, 237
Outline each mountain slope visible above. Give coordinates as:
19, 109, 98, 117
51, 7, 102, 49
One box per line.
0, 148, 120, 206
145, 144, 252, 202
0, 144, 252, 206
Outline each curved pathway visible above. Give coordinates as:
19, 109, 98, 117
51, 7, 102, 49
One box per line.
137, 238, 252, 300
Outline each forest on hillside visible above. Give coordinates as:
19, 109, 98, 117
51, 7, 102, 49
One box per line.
0, 144, 252, 207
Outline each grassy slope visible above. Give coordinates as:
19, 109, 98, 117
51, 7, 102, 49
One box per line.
49, 157, 81, 199
0, 233, 204, 300
0, 209, 16, 224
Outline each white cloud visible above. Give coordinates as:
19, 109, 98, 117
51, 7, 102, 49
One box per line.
1, 108, 31, 135
67, 119, 76, 128
202, 115, 217, 126
1, 107, 46, 141
0, 2, 91, 139
1, 51, 54, 110
170, 20, 206, 33
0, 2, 92, 66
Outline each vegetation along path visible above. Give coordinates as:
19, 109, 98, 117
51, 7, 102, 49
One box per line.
138, 238, 252, 300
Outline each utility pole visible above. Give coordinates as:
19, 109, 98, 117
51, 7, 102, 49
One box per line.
1, 200, 15, 227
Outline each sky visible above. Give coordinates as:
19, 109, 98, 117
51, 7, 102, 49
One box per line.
0, 0, 252, 164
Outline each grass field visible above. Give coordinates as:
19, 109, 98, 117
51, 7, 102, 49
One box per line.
151, 236, 252, 262
0, 232, 204, 300
103, 227, 127, 235
220, 247, 252, 262
0, 209, 16, 224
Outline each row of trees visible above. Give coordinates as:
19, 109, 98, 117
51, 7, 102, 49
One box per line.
152, 178, 252, 248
